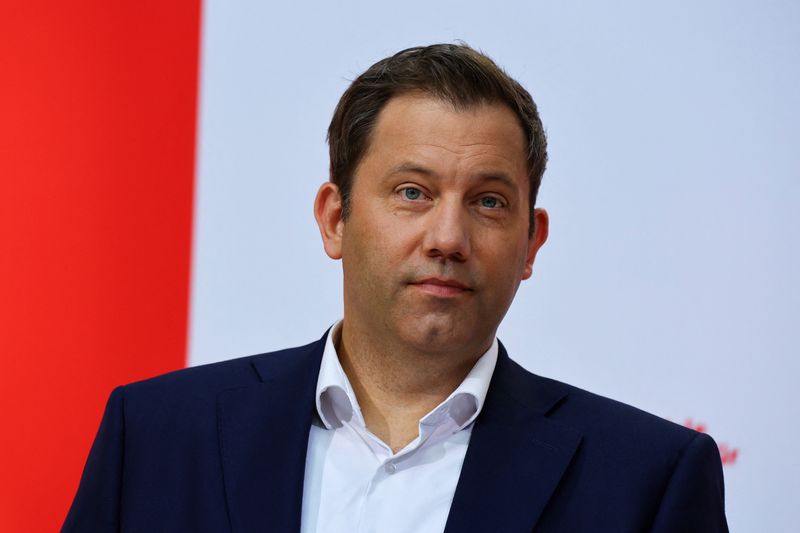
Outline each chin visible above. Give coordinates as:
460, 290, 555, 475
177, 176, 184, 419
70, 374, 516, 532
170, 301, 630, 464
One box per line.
398, 315, 481, 355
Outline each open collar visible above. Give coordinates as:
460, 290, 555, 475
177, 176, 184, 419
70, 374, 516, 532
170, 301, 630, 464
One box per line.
315, 320, 499, 433
216, 333, 582, 533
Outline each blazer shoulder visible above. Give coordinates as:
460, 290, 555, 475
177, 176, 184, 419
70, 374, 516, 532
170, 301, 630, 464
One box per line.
550, 373, 697, 448
500, 355, 704, 458
495, 357, 727, 531
122, 337, 324, 402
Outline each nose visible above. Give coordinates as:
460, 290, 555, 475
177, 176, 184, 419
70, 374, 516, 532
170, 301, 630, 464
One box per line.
422, 197, 471, 262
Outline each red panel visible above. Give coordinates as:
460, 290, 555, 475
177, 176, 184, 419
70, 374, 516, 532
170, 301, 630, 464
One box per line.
0, 2, 201, 530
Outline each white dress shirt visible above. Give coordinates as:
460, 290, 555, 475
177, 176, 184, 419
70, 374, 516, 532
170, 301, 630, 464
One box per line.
300, 321, 498, 533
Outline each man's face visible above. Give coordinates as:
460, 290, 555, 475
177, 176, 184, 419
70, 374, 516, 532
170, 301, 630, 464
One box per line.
316, 93, 548, 357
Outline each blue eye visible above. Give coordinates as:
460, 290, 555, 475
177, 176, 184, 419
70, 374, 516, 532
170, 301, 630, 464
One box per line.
402, 187, 423, 200
480, 196, 500, 208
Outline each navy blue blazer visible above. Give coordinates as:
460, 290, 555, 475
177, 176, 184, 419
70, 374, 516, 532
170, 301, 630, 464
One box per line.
63, 333, 728, 532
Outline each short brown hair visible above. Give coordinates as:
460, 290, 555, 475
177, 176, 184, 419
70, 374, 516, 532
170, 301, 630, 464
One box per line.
327, 43, 548, 232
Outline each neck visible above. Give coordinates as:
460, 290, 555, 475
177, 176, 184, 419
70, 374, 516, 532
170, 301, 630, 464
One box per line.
336, 321, 489, 453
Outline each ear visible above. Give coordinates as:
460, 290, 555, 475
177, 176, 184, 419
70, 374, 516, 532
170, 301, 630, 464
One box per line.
314, 182, 344, 260
522, 208, 549, 280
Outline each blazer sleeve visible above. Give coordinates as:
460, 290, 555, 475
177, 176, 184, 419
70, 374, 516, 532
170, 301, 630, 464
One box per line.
649, 431, 729, 533
61, 386, 126, 533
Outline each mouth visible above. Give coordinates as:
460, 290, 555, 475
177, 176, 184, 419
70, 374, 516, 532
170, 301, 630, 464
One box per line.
409, 277, 473, 297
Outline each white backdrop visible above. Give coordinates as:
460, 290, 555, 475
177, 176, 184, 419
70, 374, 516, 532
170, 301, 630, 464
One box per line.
189, 1, 800, 530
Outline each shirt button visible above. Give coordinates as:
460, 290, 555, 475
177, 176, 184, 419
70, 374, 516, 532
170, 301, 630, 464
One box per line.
384, 462, 398, 475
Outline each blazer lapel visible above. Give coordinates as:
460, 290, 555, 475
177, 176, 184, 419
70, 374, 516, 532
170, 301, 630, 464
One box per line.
217, 336, 326, 533
444, 344, 583, 533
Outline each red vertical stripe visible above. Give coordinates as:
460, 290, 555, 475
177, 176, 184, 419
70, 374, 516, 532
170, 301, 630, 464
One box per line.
0, 2, 201, 530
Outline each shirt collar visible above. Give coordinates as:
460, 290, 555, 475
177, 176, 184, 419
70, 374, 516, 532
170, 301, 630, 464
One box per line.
315, 320, 499, 433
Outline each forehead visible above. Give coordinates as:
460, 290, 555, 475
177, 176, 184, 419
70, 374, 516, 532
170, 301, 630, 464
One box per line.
359, 93, 529, 178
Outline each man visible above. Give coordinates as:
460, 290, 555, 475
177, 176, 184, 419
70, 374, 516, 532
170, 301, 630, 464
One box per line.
63, 44, 728, 532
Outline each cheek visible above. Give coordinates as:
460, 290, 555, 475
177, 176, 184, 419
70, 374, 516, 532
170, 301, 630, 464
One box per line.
484, 241, 530, 287
342, 224, 399, 288
358, 214, 419, 257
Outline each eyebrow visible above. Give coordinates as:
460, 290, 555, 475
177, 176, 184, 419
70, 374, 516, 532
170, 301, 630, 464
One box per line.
385, 162, 518, 190
385, 163, 434, 178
